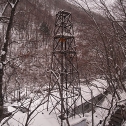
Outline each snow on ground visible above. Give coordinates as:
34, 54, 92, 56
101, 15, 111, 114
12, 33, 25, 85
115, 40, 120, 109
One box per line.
69, 116, 87, 126
1, 97, 60, 126
77, 79, 108, 106
2, 108, 59, 126
0, 79, 110, 126
90, 94, 112, 126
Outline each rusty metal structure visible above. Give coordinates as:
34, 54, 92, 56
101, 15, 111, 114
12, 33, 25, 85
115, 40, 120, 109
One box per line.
47, 10, 83, 126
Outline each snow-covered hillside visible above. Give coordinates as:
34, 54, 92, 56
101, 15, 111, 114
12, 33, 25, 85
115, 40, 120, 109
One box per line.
1, 0, 126, 126
0, 79, 113, 126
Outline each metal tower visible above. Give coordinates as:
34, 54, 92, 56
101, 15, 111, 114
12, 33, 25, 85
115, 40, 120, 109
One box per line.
47, 10, 82, 126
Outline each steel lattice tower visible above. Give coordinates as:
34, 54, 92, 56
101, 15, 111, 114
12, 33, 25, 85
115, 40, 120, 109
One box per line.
47, 11, 82, 126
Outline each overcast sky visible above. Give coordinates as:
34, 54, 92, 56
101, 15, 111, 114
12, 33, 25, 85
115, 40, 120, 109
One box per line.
67, 0, 115, 13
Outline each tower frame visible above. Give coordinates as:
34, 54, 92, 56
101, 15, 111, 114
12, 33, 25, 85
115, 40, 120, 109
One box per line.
47, 10, 82, 126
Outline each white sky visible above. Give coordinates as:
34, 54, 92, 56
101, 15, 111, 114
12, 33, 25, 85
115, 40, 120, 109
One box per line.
67, 0, 115, 13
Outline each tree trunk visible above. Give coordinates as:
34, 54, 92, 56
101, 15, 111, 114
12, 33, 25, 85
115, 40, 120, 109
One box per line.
0, 0, 20, 108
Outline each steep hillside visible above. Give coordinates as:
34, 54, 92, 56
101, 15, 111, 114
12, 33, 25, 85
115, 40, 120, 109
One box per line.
29, 0, 108, 78
1, 1, 126, 126
1, 0, 110, 82
1, 0, 118, 87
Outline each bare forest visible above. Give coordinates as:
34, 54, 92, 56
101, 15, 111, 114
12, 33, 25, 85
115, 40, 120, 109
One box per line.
0, 0, 126, 126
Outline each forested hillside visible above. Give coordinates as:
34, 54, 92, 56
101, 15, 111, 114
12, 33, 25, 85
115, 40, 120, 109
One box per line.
0, 0, 108, 94
0, 0, 126, 126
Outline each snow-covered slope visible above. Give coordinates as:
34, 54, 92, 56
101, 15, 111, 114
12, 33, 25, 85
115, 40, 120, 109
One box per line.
0, 79, 109, 126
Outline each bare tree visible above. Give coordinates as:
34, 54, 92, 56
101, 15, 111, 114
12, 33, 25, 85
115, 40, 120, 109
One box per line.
67, 0, 126, 125
0, 0, 20, 116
